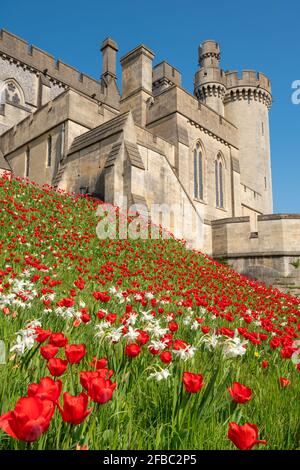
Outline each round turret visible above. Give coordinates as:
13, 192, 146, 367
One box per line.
194, 40, 227, 115
224, 70, 273, 214
198, 40, 221, 68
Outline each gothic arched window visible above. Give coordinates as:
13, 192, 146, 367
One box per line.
193, 142, 204, 200
0, 80, 24, 106
215, 153, 224, 208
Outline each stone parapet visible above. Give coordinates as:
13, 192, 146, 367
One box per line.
0, 29, 117, 106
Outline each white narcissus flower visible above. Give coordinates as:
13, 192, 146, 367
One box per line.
115, 293, 125, 304
94, 321, 112, 338
173, 345, 197, 361
146, 323, 168, 338
140, 310, 154, 322
148, 340, 167, 352
10, 326, 37, 355
149, 369, 171, 381
223, 335, 248, 358
106, 326, 124, 344
145, 292, 154, 300
191, 321, 199, 330
123, 326, 139, 342
201, 333, 219, 350
108, 286, 117, 295
126, 314, 138, 326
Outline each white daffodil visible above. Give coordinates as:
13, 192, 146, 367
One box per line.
126, 313, 138, 326
134, 294, 143, 301
115, 292, 125, 304
108, 286, 118, 295
173, 345, 197, 361
140, 310, 154, 322
148, 369, 171, 381
145, 292, 154, 300
148, 340, 167, 352
106, 326, 124, 343
191, 321, 200, 330
201, 333, 219, 350
223, 335, 248, 358
94, 321, 112, 338
146, 323, 168, 338
10, 329, 36, 355
123, 326, 139, 342
183, 316, 193, 326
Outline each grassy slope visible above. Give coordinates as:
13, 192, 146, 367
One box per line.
0, 176, 299, 450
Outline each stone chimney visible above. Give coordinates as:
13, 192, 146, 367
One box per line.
101, 37, 118, 81
120, 44, 154, 127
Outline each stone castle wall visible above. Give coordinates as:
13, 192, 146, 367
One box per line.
212, 215, 300, 289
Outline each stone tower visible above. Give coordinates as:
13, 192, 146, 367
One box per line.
194, 40, 273, 219
224, 69, 273, 215
194, 40, 227, 116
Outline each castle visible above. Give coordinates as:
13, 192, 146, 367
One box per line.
0, 29, 300, 290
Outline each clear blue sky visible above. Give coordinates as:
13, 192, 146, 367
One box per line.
1, 0, 299, 213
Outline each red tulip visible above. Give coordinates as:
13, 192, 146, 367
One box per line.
183, 372, 204, 393
228, 422, 267, 450
58, 392, 92, 425
0, 396, 54, 442
91, 357, 108, 370
261, 360, 269, 369
168, 322, 178, 332
88, 377, 117, 404
125, 343, 141, 358
160, 351, 172, 364
49, 332, 68, 347
40, 344, 59, 360
28, 376, 62, 402
279, 377, 290, 388
47, 358, 68, 377
80, 371, 101, 391
201, 326, 210, 334
137, 330, 150, 345
228, 382, 252, 404
93, 292, 111, 302
65, 344, 86, 364
34, 327, 52, 343
57, 297, 75, 308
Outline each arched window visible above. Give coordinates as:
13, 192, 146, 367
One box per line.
193, 142, 204, 200
215, 153, 224, 208
0, 80, 24, 106
25, 147, 30, 178
47, 135, 52, 167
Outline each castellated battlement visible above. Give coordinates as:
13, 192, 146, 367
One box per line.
224, 70, 272, 108
198, 40, 220, 66
0, 29, 110, 104
225, 70, 271, 93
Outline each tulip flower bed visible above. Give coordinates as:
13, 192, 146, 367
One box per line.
0, 174, 300, 450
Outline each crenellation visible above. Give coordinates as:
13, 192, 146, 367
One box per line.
0, 28, 120, 108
